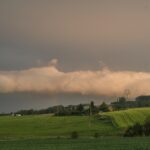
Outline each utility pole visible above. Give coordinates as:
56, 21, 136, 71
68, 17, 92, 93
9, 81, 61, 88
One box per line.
89, 101, 93, 128
124, 89, 131, 100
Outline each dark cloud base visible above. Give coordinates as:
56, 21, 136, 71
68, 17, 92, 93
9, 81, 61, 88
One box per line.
0, 92, 110, 113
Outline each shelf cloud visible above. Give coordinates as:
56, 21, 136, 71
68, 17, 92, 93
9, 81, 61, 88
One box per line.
0, 61, 150, 97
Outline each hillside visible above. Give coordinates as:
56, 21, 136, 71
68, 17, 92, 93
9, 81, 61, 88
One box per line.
0, 115, 118, 139
0, 108, 150, 139
103, 107, 150, 128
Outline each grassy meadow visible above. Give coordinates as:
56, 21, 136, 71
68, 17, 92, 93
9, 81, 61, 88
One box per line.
103, 107, 150, 128
0, 108, 150, 150
0, 137, 150, 150
0, 115, 119, 139
0, 108, 150, 139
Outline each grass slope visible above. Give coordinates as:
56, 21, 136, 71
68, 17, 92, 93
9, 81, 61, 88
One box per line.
0, 107, 150, 139
103, 107, 150, 128
0, 115, 118, 139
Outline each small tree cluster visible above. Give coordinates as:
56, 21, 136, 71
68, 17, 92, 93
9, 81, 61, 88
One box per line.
124, 123, 143, 137
99, 102, 109, 112
124, 117, 150, 137
144, 118, 150, 136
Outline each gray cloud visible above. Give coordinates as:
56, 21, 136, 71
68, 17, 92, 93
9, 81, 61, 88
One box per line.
0, 0, 150, 112
0, 0, 150, 47
0, 63, 150, 97
0, 0, 150, 72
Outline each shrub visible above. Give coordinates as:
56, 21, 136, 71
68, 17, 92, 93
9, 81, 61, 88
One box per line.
57, 136, 61, 139
94, 132, 99, 138
124, 123, 143, 137
70, 131, 78, 139
124, 117, 150, 137
124, 126, 135, 137
143, 117, 150, 136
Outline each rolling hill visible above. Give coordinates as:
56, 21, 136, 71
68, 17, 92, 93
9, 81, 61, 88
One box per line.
103, 107, 150, 128
0, 108, 150, 139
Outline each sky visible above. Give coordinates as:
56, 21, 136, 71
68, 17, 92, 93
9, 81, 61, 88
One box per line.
0, 0, 150, 112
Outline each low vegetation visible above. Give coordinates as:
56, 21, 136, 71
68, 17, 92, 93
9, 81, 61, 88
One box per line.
0, 115, 119, 139
0, 107, 150, 139
124, 118, 150, 137
0, 137, 150, 150
103, 108, 150, 128
70, 131, 79, 139
0, 107, 150, 149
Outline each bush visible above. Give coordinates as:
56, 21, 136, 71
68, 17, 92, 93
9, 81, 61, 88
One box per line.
143, 117, 150, 136
124, 117, 150, 137
124, 126, 135, 137
57, 136, 61, 139
124, 123, 143, 137
70, 131, 78, 139
99, 102, 109, 112
94, 132, 99, 138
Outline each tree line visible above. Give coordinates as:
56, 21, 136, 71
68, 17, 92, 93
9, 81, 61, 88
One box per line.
13, 101, 109, 116
11, 95, 150, 116
111, 95, 150, 110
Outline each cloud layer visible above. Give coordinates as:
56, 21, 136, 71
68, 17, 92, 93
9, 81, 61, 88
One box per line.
0, 64, 150, 97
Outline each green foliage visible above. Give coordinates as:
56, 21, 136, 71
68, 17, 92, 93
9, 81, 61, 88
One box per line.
89, 101, 99, 115
94, 132, 99, 138
124, 117, 150, 137
76, 104, 84, 112
143, 117, 150, 136
99, 102, 109, 112
70, 131, 78, 139
124, 123, 143, 137
103, 108, 150, 128
136, 96, 150, 107
111, 95, 150, 110
111, 97, 127, 110
14, 95, 150, 117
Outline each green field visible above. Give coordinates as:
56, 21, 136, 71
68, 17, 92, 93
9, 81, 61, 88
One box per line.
0, 107, 150, 139
0, 137, 150, 150
0, 108, 150, 150
103, 107, 150, 128
0, 115, 119, 139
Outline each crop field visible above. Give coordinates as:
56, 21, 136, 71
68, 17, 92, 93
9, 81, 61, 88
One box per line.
0, 137, 150, 150
103, 107, 150, 128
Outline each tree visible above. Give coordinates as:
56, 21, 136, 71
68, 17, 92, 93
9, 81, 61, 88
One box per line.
111, 97, 127, 110
76, 104, 84, 112
136, 96, 150, 107
99, 102, 109, 112
90, 101, 95, 109
143, 117, 150, 136
89, 101, 98, 115
118, 97, 126, 103
124, 123, 143, 137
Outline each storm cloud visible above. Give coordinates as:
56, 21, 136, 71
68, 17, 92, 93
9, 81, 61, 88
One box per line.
0, 62, 150, 97
0, 0, 150, 112
0, 0, 150, 72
